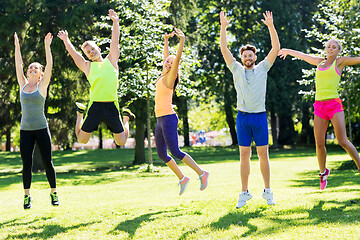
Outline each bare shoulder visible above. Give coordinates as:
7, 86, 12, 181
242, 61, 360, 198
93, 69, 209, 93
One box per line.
106, 55, 118, 70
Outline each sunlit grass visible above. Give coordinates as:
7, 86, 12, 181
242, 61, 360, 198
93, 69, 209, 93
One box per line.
0, 146, 359, 239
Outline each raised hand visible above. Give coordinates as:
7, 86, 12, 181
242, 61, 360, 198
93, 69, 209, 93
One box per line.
278, 49, 289, 60
165, 31, 175, 40
174, 28, 185, 40
261, 11, 274, 27
108, 9, 119, 22
44, 32, 53, 47
14, 32, 20, 48
57, 30, 68, 41
220, 11, 231, 26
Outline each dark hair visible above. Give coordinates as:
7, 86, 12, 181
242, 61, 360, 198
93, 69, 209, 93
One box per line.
173, 73, 179, 90
240, 44, 257, 55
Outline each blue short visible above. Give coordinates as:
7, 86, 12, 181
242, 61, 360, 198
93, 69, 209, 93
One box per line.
236, 111, 268, 147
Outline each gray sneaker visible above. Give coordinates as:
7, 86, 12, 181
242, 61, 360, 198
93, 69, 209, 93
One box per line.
262, 191, 276, 205
236, 192, 253, 208
178, 176, 190, 195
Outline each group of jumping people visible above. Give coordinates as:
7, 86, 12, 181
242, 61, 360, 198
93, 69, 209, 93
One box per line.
14, 9, 360, 210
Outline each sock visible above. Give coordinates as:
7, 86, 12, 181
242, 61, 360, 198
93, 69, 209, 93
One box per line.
242, 190, 249, 193
199, 171, 205, 177
179, 176, 185, 182
264, 188, 271, 193
320, 170, 326, 175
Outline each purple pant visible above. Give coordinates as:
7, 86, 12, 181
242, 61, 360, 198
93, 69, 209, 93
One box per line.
155, 114, 186, 163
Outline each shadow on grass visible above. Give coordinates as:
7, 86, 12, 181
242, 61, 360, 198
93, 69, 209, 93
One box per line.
3, 217, 99, 240
0, 164, 168, 189
290, 168, 360, 189
109, 210, 181, 238
0, 146, 355, 189
179, 198, 360, 239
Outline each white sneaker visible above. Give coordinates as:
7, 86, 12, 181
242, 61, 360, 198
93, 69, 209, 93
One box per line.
236, 192, 253, 208
262, 191, 276, 205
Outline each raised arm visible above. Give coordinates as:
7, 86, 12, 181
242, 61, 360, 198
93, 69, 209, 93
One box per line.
57, 30, 90, 76
262, 11, 280, 64
278, 48, 323, 66
38, 33, 53, 96
220, 11, 235, 66
107, 9, 120, 69
163, 28, 185, 88
337, 56, 360, 72
163, 31, 175, 61
14, 33, 26, 88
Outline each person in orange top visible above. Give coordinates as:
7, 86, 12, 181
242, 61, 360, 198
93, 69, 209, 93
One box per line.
154, 29, 209, 195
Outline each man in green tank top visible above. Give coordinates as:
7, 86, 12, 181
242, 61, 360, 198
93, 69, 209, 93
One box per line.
58, 9, 135, 146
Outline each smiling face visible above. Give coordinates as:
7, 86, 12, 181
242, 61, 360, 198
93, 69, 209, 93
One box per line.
26, 62, 43, 81
325, 39, 341, 58
241, 50, 257, 69
82, 41, 101, 61
163, 55, 176, 73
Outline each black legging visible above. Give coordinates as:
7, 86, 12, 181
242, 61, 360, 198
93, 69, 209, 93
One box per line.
20, 128, 56, 189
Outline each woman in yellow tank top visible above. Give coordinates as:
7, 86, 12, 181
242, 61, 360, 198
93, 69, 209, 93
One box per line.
278, 39, 360, 190
58, 10, 135, 147
154, 29, 209, 195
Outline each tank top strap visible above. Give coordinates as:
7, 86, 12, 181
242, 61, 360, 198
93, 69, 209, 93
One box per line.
317, 60, 326, 67
21, 83, 28, 92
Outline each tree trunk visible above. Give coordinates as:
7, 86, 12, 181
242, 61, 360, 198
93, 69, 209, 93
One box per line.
98, 126, 103, 149
270, 111, 279, 149
175, 96, 190, 147
181, 97, 190, 147
32, 142, 45, 172
223, 84, 237, 146
147, 87, 153, 165
133, 99, 146, 165
5, 127, 11, 151
278, 113, 296, 145
300, 102, 314, 144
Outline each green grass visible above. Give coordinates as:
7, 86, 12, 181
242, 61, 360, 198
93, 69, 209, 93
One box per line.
0, 146, 360, 239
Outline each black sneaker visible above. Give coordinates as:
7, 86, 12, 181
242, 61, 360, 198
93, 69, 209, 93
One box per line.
75, 102, 86, 114
24, 195, 32, 209
50, 192, 59, 206
122, 108, 136, 121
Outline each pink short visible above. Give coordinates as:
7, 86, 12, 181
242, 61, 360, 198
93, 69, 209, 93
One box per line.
313, 98, 344, 120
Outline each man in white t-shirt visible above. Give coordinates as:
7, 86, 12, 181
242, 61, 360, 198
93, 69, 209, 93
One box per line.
220, 11, 280, 208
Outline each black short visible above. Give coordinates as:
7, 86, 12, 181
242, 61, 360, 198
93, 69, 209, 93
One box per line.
81, 102, 124, 133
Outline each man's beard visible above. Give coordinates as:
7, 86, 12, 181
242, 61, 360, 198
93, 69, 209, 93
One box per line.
243, 60, 254, 68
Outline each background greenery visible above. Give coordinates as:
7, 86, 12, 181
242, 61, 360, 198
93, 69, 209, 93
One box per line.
1, 0, 360, 164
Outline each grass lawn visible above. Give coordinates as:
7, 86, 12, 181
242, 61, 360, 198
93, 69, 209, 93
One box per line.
0, 146, 359, 239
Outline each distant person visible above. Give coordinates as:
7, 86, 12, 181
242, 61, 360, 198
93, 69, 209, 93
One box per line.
279, 38, 360, 189
58, 9, 135, 146
14, 32, 59, 209
220, 11, 280, 208
154, 29, 209, 195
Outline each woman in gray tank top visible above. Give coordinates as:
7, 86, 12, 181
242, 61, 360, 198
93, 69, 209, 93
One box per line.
14, 32, 59, 209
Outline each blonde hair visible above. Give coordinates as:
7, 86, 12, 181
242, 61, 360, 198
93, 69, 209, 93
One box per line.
81, 41, 97, 52
325, 38, 342, 52
27, 62, 44, 81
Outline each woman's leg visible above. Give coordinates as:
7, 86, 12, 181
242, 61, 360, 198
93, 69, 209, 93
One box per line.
162, 115, 203, 175
331, 111, 360, 169
155, 119, 184, 180
20, 130, 36, 195
36, 128, 56, 192
314, 115, 329, 173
